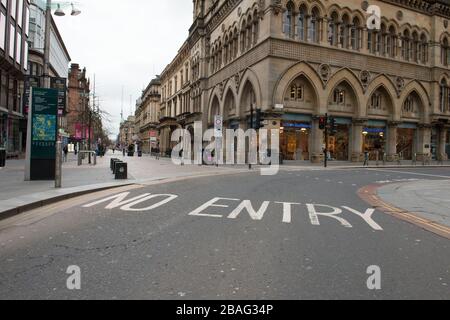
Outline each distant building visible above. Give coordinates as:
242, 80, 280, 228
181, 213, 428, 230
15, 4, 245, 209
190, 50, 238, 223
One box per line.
119, 115, 136, 147
0, 0, 30, 157
135, 76, 161, 153
66, 63, 90, 149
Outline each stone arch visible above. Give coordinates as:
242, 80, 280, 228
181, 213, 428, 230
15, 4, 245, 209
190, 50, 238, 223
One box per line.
222, 82, 238, 119
273, 62, 323, 113
325, 68, 364, 116
399, 81, 431, 123
208, 95, 221, 127
365, 74, 399, 119
237, 68, 262, 115
308, 1, 325, 16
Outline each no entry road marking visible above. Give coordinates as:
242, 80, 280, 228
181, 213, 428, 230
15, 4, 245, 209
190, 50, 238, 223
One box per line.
82, 193, 384, 231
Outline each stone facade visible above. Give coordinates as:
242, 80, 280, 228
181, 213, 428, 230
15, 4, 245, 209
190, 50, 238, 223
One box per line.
135, 76, 161, 153
66, 64, 90, 146
155, 0, 450, 162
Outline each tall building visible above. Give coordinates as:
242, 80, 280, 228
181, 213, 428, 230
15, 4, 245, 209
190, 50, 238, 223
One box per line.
27, 0, 71, 144
0, 0, 30, 157
135, 76, 161, 153
66, 63, 90, 149
158, 0, 450, 162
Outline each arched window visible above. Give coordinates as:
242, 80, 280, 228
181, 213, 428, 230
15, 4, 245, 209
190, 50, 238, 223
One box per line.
340, 14, 350, 49
351, 17, 361, 50
240, 20, 247, 53
283, 2, 295, 38
224, 36, 229, 64
370, 92, 382, 110
297, 5, 306, 41
402, 30, 411, 60
233, 28, 238, 58
440, 79, 447, 113
412, 31, 419, 62
308, 7, 320, 43
246, 15, 252, 50
253, 10, 259, 46
419, 34, 428, 64
441, 37, 449, 66
328, 11, 339, 46
386, 26, 397, 57
380, 23, 387, 55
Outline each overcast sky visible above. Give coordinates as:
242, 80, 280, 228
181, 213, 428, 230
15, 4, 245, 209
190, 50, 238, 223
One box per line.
54, 0, 192, 139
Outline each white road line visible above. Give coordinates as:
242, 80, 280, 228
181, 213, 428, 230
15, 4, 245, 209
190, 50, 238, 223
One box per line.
367, 168, 450, 179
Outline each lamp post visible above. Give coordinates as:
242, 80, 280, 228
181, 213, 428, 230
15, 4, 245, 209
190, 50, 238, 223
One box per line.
43, 1, 81, 187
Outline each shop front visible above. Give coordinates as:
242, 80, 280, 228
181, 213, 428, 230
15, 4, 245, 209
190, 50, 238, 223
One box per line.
328, 118, 351, 161
363, 120, 387, 160
397, 123, 417, 160
280, 114, 312, 161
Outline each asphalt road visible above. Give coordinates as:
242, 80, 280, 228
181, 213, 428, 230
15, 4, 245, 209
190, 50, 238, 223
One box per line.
0, 167, 449, 300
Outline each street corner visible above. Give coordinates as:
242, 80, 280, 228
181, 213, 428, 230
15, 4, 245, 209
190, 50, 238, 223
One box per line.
357, 182, 450, 240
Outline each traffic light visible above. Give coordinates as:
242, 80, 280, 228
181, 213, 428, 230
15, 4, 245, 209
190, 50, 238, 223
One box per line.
255, 109, 264, 129
319, 116, 327, 130
329, 117, 337, 135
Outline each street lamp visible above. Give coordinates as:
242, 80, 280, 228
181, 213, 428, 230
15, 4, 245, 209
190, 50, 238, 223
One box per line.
42, 0, 82, 187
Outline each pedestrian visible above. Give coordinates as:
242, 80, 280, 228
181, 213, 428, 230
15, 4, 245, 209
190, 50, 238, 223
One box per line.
63, 145, 69, 163
122, 146, 126, 157
155, 144, 160, 160
113, 146, 115, 154
363, 150, 370, 166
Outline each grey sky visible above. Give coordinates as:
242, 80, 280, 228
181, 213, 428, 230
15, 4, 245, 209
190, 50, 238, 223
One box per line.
54, 0, 192, 139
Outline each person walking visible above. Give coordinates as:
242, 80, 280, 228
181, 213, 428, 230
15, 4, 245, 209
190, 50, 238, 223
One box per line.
155, 143, 160, 160
363, 149, 370, 167
63, 145, 69, 163
122, 146, 126, 157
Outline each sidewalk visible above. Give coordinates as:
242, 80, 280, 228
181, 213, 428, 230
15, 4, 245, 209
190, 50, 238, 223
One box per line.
377, 180, 450, 228
0, 151, 246, 218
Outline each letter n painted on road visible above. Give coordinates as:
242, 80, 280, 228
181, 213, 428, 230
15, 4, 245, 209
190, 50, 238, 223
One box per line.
228, 200, 270, 220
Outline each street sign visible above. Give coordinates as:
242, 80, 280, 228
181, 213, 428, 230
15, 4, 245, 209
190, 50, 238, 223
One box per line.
26, 87, 59, 181
50, 77, 67, 115
214, 115, 223, 138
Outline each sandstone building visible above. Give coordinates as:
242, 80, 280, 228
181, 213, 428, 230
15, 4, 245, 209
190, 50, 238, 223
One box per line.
155, 0, 450, 162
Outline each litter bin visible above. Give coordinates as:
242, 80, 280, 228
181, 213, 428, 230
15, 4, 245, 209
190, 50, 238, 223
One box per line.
112, 159, 122, 174
115, 162, 127, 180
110, 158, 119, 171
0, 148, 5, 167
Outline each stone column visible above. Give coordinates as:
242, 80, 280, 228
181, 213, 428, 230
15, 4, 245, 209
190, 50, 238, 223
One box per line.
386, 122, 398, 162
438, 126, 448, 160
416, 124, 432, 161
351, 119, 365, 162
310, 118, 324, 163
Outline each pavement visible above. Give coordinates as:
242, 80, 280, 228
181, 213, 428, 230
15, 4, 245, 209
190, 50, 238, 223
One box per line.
0, 152, 247, 218
0, 167, 449, 299
377, 178, 450, 228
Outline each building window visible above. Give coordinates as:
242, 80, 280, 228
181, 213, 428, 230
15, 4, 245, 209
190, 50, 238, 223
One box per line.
289, 85, 304, 101
333, 89, 345, 105
16, 32, 21, 65
328, 12, 338, 46
441, 37, 450, 66
370, 93, 382, 110
0, 12, 5, 51
403, 96, 415, 113
308, 8, 320, 43
17, 0, 23, 28
402, 30, 411, 61
283, 2, 294, 39
351, 18, 360, 50
297, 6, 305, 41
11, 0, 17, 21
9, 23, 15, 59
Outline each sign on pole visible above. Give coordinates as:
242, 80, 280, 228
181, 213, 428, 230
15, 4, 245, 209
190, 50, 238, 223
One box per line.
25, 87, 59, 181
214, 115, 223, 138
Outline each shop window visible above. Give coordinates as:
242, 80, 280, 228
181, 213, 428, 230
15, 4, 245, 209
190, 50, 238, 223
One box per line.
333, 89, 345, 105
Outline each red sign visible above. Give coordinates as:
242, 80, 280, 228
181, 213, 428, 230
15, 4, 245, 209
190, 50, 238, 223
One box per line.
149, 130, 157, 137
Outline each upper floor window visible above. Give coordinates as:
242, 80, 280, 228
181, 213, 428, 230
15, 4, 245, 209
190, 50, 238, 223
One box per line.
350, 18, 361, 50
333, 88, 345, 105
328, 12, 339, 46
370, 93, 382, 110
441, 37, 450, 66
289, 85, 304, 101
283, 2, 294, 39
297, 6, 306, 41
